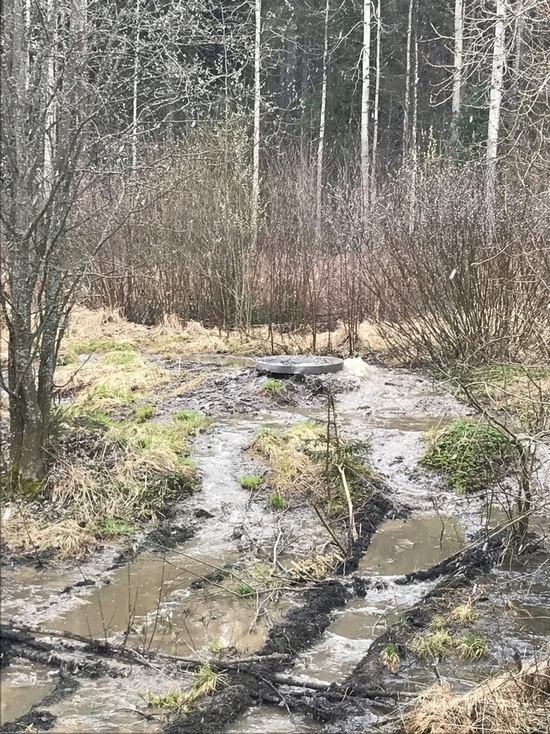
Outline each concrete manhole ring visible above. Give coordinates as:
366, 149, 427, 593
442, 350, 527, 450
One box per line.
255, 355, 344, 375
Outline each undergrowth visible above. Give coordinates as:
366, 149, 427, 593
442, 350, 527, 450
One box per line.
421, 419, 519, 493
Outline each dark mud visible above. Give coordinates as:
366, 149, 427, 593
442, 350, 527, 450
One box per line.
163, 363, 321, 417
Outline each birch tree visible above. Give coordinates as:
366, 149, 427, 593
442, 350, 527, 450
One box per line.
361, 0, 372, 213
451, 0, 465, 143
371, 0, 382, 202
486, 0, 506, 224
402, 0, 415, 155
251, 0, 262, 242
315, 0, 330, 245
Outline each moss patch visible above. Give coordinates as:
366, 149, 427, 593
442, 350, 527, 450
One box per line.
421, 419, 519, 493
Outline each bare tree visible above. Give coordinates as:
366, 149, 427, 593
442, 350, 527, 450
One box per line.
402, 0, 415, 156
0, 0, 223, 482
371, 0, 382, 203
252, 0, 262, 246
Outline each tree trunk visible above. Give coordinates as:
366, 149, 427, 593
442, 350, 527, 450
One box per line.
371, 0, 381, 203
131, 0, 140, 170
486, 0, 506, 228
251, 0, 261, 245
402, 0, 414, 156
450, 0, 464, 143
361, 0, 371, 214
316, 0, 330, 246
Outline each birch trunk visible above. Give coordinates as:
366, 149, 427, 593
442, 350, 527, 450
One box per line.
251, 0, 262, 245
371, 0, 381, 203
402, 0, 414, 156
131, 0, 140, 170
315, 0, 330, 245
486, 0, 506, 226
450, 0, 464, 143
361, 0, 371, 214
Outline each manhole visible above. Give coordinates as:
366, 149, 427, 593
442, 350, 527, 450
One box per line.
255, 355, 344, 376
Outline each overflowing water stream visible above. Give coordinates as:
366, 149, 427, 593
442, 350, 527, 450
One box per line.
1, 358, 548, 733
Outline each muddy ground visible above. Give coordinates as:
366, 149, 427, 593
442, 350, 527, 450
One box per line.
1, 355, 549, 733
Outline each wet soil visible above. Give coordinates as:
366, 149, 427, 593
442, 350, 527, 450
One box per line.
1, 356, 548, 733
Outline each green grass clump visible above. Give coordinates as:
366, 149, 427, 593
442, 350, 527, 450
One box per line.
421, 419, 519, 493
269, 492, 286, 509
134, 404, 155, 423
263, 378, 284, 394
173, 410, 209, 433
236, 582, 255, 598
238, 475, 262, 489
100, 349, 139, 366
94, 517, 135, 537
71, 338, 137, 354
456, 632, 488, 659
380, 643, 400, 672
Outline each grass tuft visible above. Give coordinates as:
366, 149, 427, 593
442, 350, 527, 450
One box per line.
456, 632, 488, 659
263, 378, 284, 394
381, 643, 401, 672
249, 421, 371, 511
238, 475, 262, 489
421, 419, 519, 493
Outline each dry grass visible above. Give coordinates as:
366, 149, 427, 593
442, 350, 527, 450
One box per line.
404, 657, 550, 734
57, 349, 170, 413
1, 511, 95, 559
249, 421, 372, 515
249, 423, 325, 499
286, 549, 344, 582
60, 307, 390, 359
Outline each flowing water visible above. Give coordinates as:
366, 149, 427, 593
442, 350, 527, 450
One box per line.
2, 359, 547, 732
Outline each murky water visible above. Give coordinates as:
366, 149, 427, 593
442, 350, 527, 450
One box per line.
0, 661, 55, 724
358, 515, 465, 576
2, 359, 547, 732
226, 707, 322, 733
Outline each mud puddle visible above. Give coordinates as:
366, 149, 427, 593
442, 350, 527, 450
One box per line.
358, 515, 465, 576
226, 707, 322, 733
291, 516, 451, 685
0, 660, 55, 724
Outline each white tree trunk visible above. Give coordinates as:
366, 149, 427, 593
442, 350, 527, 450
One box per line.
402, 0, 414, 156
361, 0, 371, 214
251, 0, 262, 245
44, 0, 57, 191
486, 0, 506, 225
316, 0, 330, 245
131, 0, 140, 170
371, 0, 381, 203
450, 0, 464, 143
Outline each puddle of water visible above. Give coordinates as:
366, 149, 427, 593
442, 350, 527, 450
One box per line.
358, 516, 465, 576
57, 546, 238, 640
47, 669, 174, 733
124, 586, 286, 657
293, 580, 436, 683
0, 660, 55, 724
226, 706, 321, 733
